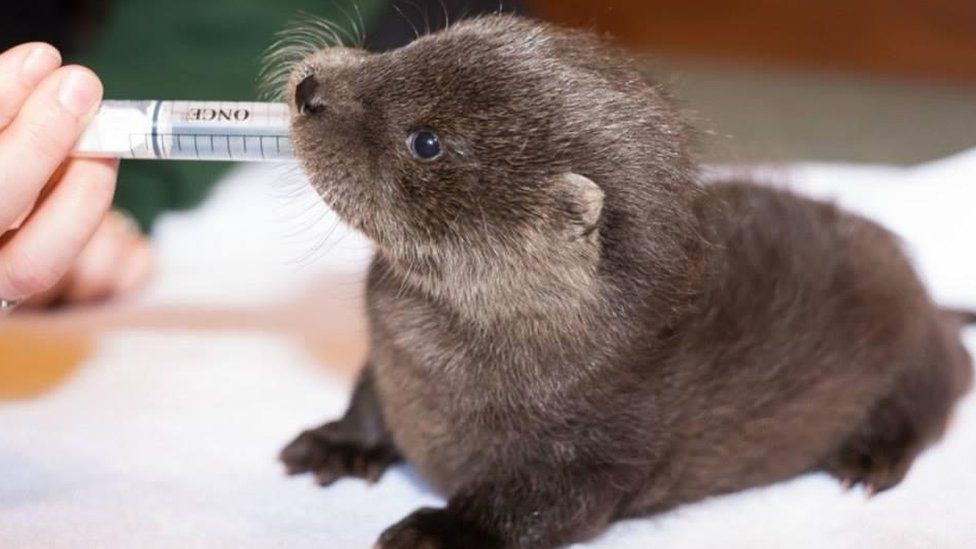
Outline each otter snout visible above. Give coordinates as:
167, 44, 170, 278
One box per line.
295, 74, 324, 116
287, 47, 369, 116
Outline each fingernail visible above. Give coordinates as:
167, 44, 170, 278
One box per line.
110, 210, 141, 235
20, 46, 60, 85
57, 69, 100, 117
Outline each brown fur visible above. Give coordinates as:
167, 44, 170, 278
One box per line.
274, 15, 973, 548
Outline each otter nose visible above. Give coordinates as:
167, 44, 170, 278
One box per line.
295, 73, 325, 115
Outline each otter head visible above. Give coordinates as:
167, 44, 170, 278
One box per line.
276, 15, 698, 310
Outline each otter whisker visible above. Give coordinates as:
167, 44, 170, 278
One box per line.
259, 13, 354, 100
392, 4, 421, 40
309, 11, 358, 48
351, 3, 367, 45
400, 0, 432, 36
329, 0, 365, 48
437, 0, 450, 29
266, 163, 353, 271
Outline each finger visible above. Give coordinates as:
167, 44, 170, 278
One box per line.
61, 212, 133, 303
6, 165, 66, 232
19, 276, 70, 309
0, 158, 118, 300
17, 211, 148, 308
0, 43, 62, 131
63, 212, 148, 303
0, 65, 103, 230
113, 237, 153, 295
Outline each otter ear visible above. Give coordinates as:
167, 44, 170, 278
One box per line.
554, 172, 604, 240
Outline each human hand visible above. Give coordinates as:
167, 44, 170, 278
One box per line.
0, 43, 151, 311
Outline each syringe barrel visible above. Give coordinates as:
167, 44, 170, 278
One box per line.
73, 100, 294, 162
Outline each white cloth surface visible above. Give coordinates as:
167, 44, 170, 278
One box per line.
3, 149, 976, 548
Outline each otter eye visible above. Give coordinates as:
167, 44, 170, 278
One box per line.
408, 130, 442, 161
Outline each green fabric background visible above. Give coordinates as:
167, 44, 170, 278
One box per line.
78, 0, 386, 232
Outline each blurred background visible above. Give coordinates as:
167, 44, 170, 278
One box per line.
533, 0, 976, 165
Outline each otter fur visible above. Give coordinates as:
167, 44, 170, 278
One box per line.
273, 15, 973, 548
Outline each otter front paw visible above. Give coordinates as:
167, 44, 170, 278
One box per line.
279, 424, 399, 486
376, 508, 502, 549
827, 442, 913, 496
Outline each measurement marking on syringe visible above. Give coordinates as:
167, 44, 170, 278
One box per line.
132, 132, 291, 159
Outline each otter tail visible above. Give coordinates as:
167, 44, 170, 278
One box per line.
941, 307, 975, 398
942, 307, 976, 326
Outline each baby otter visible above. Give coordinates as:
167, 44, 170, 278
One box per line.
275, 15, 973, 548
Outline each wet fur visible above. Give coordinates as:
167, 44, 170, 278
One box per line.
276, 15, 973, 548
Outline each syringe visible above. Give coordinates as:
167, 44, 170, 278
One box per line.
72, 100, 295, 162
